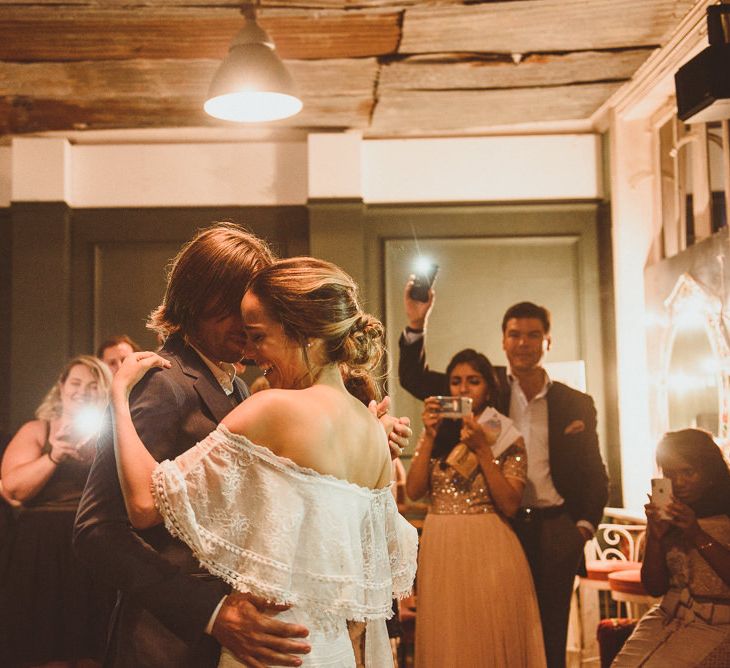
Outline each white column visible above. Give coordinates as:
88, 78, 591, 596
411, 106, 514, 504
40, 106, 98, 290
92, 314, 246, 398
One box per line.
11, 137, 71, 203
307, 132, 363, 200
0, 146, 11, 207
609, 110, 656, 511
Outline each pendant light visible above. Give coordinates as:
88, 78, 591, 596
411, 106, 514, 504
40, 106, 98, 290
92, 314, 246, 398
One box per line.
204, 4, 302, 123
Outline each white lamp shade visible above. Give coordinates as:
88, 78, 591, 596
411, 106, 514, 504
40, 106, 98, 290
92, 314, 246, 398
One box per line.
204, 42, 302, 122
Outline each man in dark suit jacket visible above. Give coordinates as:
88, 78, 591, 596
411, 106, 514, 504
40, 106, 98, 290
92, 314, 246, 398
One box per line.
74, 224, 311, 668
399, 289, 608, 668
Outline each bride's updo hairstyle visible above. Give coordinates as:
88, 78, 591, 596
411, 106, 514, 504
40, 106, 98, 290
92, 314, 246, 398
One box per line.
247, 257, 385, 388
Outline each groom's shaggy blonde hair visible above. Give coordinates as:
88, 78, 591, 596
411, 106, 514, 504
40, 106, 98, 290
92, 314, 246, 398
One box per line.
148, 222, 273, 340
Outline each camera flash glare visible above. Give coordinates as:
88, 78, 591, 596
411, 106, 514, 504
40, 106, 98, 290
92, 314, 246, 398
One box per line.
74, 406, 103, 438
414, 256, 434, 275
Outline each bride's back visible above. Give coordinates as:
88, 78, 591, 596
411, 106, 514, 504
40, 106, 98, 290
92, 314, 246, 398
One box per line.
221, 383, 391, 490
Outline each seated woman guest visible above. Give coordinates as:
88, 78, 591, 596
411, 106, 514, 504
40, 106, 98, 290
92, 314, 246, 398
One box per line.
613, 428, 730, 666
406, 348, 545, 667
0, 355, 113, 668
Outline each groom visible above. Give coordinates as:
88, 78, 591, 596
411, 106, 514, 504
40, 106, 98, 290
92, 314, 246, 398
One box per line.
74, 224, 311, 667
75, 224, 412, 668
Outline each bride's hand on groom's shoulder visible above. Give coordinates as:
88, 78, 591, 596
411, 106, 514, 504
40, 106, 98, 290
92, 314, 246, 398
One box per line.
111, 352, 171, 401
212, 592, 311, 667
369, 396, 413, 459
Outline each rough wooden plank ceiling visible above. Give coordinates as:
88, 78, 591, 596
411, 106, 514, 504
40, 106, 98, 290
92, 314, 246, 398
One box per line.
371, 82, 624, 134
2, 59, 379, 100
379, 49, 653, 91
0, 59, 377, 133
400, 0, 697, 53
0, 93, 373, 134
0, 0, 698, 138
0, 7, 402, 60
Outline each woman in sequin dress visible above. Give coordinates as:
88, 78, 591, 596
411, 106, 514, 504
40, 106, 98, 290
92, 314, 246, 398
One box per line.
613, 429, 730, 667
406, 348, 545, 667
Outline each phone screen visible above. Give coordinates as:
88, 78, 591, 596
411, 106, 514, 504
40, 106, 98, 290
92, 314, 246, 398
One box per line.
409, 263, 439, 302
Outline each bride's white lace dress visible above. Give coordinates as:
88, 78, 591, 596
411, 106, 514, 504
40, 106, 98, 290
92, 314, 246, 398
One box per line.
151, 424, 418, 667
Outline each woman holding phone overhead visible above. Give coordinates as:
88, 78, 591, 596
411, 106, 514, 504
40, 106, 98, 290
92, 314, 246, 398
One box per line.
406, 348, 545, 668
613, 428, 730, 666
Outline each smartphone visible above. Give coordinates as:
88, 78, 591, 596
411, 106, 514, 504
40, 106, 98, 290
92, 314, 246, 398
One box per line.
433, 396, 473, 419
409, 263, 439, 302
651, 478, 673, 520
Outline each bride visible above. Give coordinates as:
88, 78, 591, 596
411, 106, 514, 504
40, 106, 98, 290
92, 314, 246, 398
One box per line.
110, 257, 418, 667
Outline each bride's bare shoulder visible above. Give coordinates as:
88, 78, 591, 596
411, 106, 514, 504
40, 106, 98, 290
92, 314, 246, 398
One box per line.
221, 389, 309, 447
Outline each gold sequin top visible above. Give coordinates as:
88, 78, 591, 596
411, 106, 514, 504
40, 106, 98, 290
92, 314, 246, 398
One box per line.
665, 515, 730, 600
428, 442, 527, 515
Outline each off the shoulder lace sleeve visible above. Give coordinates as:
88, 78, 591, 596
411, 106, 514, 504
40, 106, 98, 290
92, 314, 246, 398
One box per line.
151, 425, 418, 631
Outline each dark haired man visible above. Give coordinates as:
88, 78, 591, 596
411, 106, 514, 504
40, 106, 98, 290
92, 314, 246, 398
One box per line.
97, 334, 141, 376
399, 285, 608, 668
75, 224, 411, 668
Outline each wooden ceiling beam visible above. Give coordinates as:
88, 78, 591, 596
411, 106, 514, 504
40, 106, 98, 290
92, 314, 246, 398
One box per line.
400, 0, 697, 54
0, 92, 373, 134
370, 82, 623, 135
0, 0, 411, 7
2, 58, 378, 99
380, 48, 653, 91
0, 7, 401, 61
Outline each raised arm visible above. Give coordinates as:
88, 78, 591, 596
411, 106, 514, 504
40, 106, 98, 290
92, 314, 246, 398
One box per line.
640, 500, 671, 597
398, 282, 448, 400
110, 352, 173, 529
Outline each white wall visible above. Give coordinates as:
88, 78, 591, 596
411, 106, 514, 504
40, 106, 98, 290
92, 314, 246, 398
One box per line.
3, 132, 603, 208
363, 135, 603, 202
599, 0, 713, 511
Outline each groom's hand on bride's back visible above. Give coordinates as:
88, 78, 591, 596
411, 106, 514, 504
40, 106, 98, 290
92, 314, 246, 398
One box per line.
212, 592, 311, 667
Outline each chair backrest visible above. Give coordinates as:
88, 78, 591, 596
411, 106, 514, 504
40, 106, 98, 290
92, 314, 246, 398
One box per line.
585, 523, 647, 562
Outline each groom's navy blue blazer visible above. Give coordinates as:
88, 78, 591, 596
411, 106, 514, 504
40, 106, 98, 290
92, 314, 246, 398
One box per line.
74, 333, 248, 668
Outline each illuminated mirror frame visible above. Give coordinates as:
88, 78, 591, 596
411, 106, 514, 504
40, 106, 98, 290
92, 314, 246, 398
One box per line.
658, 272, 730, 445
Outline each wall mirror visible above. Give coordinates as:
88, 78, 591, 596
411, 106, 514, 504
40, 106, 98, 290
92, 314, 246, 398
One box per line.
659, 273, 730, 442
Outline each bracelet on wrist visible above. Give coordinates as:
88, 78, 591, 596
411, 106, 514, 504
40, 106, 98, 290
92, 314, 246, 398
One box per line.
696, 537, 717, 552
405, 326, 424, 334
47, 451, 60, 465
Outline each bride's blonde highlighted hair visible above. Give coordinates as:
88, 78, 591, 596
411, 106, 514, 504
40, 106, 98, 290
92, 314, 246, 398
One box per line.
247, 257, 385, 394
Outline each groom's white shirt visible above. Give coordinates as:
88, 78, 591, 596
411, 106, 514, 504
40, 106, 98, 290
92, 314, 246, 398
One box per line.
190, 343, 235, 633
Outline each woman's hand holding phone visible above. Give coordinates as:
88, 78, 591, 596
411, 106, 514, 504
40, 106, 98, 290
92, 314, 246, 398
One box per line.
644, 500, 672, 541
460, 415, 492, 457
421, 397, 445, 437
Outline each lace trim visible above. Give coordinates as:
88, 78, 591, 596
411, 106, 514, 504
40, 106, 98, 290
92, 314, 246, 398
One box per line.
216, 424, 394, 498
151, 430, 418, 635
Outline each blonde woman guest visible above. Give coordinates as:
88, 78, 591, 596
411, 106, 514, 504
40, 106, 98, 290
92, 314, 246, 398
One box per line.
0, 355, 112, 668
